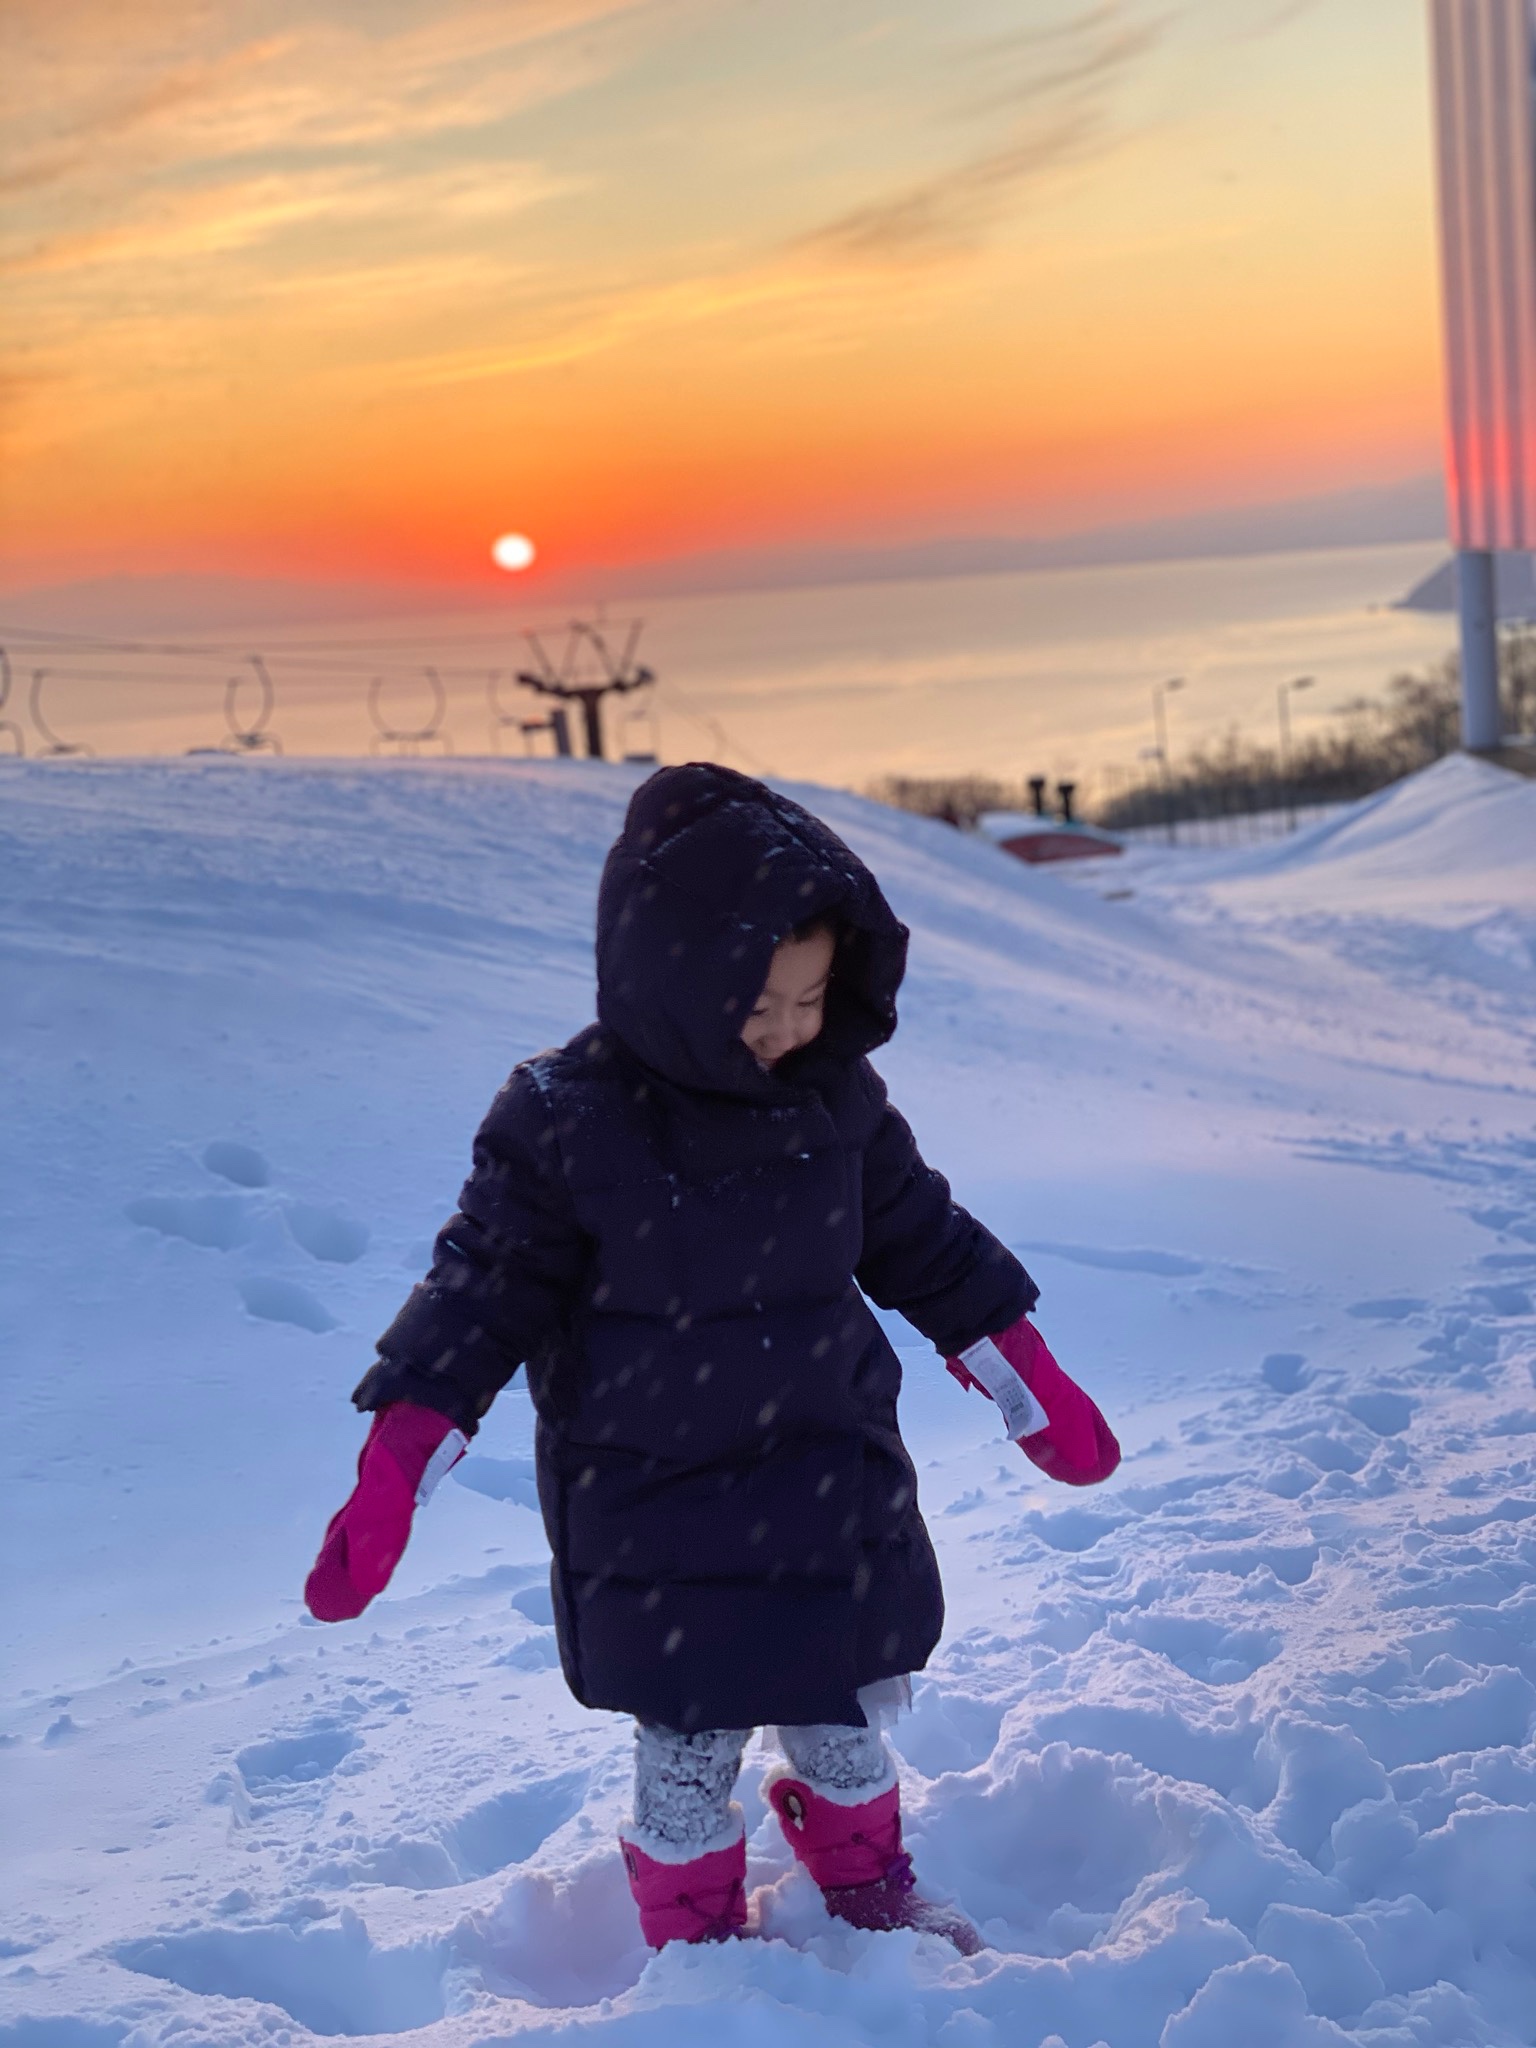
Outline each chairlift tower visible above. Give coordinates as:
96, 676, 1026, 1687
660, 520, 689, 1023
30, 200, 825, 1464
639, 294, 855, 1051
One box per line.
515, 620, 654, 761
0, 649, 24, 756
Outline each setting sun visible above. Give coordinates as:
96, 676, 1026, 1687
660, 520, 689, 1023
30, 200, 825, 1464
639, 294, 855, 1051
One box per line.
492, 533, 537, 572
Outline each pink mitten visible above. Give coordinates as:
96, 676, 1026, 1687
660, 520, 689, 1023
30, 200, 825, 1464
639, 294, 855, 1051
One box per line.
945, 1317, 1120, 1487
304, 1403, 467, 1621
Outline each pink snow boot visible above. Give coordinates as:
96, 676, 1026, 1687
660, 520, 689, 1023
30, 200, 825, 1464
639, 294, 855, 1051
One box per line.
766, 1775, 982, 1955
620, 1828, 749, 1947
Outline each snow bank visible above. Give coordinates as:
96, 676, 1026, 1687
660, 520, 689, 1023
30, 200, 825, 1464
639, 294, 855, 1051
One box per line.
1131, 752, 1536, 926
2, 756, 1534, 2047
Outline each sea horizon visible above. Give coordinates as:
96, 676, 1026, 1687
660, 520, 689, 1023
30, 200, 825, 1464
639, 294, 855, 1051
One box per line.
2, 539, 1457, 798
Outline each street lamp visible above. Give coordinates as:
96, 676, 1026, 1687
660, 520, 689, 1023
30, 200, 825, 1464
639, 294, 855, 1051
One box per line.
1152, 677, 1185, 845
1277, 675, 1314, 832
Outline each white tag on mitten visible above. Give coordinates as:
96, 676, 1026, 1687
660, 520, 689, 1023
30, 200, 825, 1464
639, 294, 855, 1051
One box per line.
957, 1336, 1050, 1444
416, 1429, 470, 1506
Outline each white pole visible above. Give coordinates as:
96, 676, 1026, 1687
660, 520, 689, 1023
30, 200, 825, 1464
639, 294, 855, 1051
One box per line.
1457, 549, 1502, 749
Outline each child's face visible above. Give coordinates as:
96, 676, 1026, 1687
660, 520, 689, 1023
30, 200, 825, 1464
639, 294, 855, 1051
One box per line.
740, 927, 836, 1069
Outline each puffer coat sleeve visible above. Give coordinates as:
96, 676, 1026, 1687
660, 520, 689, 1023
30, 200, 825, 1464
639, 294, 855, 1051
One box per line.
855, 1094, 1038, 1356
351, 1064, 588, 1434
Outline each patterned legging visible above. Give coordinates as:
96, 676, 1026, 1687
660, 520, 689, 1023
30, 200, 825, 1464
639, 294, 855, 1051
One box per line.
632, 1720, 891, 1851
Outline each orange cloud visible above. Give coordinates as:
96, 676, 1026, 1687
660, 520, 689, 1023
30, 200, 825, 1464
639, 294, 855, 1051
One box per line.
4, 159, 582, 278
0, 0, 1447, 594
794, 1, 1166, 263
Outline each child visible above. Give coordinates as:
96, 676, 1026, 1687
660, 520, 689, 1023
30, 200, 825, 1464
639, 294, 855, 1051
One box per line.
305, 763, 1119, 1952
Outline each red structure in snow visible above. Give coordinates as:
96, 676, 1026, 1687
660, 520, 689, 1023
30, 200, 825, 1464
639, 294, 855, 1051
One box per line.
979, 779, 1123, 866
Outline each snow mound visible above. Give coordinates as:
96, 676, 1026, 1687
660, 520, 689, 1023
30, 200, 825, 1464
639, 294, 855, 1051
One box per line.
2, 756, 1534, 2047
1163, 753, 1536, 917
1107, 758, 1536, 1067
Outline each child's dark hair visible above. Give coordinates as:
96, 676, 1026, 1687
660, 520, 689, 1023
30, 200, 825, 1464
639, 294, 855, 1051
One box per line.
788, 911, 845, 947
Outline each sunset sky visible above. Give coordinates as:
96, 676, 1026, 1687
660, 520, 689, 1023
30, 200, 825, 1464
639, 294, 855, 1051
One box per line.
1, 0, 1446, 598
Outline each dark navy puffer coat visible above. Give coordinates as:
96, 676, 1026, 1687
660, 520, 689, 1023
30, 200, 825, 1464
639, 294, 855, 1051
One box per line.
354, 765, 1037, 1732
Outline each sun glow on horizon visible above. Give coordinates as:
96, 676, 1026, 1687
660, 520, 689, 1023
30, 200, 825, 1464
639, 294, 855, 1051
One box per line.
492, 533, 537, 572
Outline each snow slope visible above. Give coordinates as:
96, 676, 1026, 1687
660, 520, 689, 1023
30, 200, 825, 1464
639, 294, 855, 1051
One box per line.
2, 752, 1534, 2048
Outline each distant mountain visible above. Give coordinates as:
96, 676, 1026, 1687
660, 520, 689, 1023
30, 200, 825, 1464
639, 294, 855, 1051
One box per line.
604, 475, 1447, 599
0, 474, 1448, 633
0, 573, 480, 636
1396, 550, 1536, 621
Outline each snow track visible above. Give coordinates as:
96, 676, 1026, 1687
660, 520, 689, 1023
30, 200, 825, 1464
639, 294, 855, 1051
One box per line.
2, 754, 1533, 2047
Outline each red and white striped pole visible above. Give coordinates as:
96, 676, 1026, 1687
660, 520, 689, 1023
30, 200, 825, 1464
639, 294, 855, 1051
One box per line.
1427, 0, 1536, 749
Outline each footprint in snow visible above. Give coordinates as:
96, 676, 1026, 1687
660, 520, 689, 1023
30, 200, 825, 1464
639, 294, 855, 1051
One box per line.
1186, 1537, 1320, 1585
494, 1635, 561, 1671
1261, 1353, 1311, 1394
1111, 1612, 1281, 1685
201, 1139, 271, 1189
206, 1722, 363, 1827
0, 2021, 129, 2048
455, 1456, 541, 1511
205, 1142, 369, 1262
126, 1146, 271, 1252
1346, 1297, 1428, 1321
301, 1770, 589, 1894
444, 1770, 589, 1880
1344, 1390, 1416, 1436
127, 1144, 366, 1330
889, 1684, 1003, 1776
495, 1589, 561, 1670
1417, 1311, 1502, 1374
238, 1276, 337, 1334
115, 1916, 449, 2038
1018, 1504, 1130, 1553
124, 1192, 251, 1251
282, 1202, 370, 1265
235, 1723, 361, 1793
510, 1585, 555, 1625
1468, 1282, 1533, 1317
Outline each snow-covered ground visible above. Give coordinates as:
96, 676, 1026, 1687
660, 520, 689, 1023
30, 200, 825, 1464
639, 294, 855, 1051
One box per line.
2, 751, 1533, 2048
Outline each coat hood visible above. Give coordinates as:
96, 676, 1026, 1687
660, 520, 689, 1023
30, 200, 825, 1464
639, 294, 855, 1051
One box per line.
595, 763, 909, 1099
